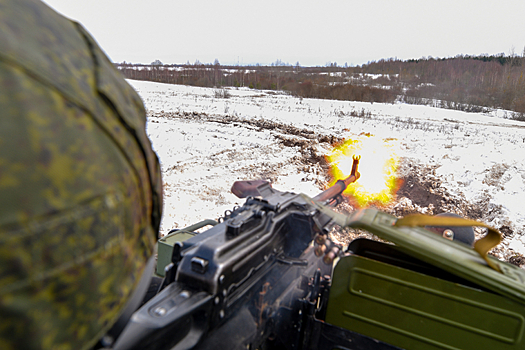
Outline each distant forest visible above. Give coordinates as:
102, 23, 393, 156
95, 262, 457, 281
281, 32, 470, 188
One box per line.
116, 53, 525, 120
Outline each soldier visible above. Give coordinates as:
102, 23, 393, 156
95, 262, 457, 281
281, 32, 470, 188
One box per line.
0, 0, 163, 349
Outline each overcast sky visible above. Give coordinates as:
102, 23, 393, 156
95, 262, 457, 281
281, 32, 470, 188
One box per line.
41, 0, 525, 67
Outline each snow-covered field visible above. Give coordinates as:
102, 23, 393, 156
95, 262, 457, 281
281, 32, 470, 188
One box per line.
128, 80, 525, 261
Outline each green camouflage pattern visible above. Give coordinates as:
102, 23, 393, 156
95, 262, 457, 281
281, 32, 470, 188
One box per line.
0, 0, 163, 349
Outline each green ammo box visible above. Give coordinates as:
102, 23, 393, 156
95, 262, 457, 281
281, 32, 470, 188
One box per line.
325, 209, 525, 350
156, 220, 217, 276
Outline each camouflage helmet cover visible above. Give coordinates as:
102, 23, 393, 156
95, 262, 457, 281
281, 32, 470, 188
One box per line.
0, 0, 162, 349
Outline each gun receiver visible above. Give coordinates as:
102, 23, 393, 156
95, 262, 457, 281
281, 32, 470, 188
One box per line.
115, 185, 337, 350
114, 157, 364, 350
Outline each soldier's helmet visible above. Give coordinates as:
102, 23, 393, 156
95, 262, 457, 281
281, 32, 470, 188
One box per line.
0, 0, 163, 349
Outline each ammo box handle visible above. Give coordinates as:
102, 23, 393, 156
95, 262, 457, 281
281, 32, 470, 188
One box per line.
395, 214, 503, 273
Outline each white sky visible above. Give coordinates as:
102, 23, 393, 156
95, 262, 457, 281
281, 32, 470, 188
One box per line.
41, 0, 525, 66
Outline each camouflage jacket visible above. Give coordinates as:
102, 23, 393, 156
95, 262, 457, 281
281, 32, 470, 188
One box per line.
0, 0, 163, 349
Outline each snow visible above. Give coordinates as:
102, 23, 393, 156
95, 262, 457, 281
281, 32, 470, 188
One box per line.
128, 80, 525, 258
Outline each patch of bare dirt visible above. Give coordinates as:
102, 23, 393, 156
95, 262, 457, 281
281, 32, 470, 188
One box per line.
509, 255, 525, 267
390, 160, 486, 221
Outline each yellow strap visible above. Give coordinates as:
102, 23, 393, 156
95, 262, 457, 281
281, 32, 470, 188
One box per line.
395, 214, 503, 273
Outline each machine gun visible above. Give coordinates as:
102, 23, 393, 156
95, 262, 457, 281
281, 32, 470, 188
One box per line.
113, 157, 525, 350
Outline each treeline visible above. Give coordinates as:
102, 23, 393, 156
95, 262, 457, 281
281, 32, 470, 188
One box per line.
116, 62, 398, 104
360, 54, 525, 117
116, 53, 525, 118
294, 80, 398, 103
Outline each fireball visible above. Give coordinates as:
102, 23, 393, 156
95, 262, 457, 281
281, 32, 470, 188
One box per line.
326, 135, 400, 207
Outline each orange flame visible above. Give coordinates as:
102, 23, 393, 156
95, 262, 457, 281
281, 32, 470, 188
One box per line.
326, 135, 401, 208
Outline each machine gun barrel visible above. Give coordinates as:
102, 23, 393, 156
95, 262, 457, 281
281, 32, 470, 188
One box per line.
313, 155, 360, 204
231, 155, 360, 204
